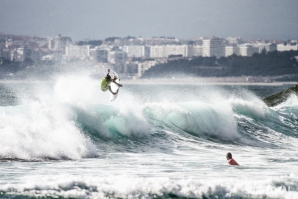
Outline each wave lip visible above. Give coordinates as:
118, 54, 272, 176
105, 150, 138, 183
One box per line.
143, 101, 239, 141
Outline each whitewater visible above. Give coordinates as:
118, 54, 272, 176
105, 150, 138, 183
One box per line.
0, 75, 298, 199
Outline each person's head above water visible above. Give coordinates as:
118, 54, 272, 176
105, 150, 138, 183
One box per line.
226, 152, 232, 160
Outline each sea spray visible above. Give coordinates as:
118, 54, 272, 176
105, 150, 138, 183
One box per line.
0, 102, 97, 160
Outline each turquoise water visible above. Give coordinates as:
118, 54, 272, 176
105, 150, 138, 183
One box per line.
0, 76, 297, 199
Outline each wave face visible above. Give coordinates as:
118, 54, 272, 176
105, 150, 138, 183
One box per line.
1, 76, 298, 199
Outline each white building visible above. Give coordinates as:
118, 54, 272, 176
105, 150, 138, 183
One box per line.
165, 45, 188, 57
238, 44, 259, 56
138, 60, 157, 77
108, 51, 127, 65
16, 48, 25, 61
255, 43, 277, 53
224, 46, 239, 57
193, 45, 203, 57
202, 37, 224, 57
149, 45, 165, 58
148, 45, 189, 58
123, 45, 149, 58
277, 44, 298, 52
48, 35, 72, 52
65, 45, 90, 59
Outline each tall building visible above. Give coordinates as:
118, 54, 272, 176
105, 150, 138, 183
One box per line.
202, 37, 224, 57
193, 45, 203, 57
224, 46, 239, 57
238, 44, 259, 56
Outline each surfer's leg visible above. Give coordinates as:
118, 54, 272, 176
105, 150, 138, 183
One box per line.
109, 86, 117, 95
112, 80, 122, 87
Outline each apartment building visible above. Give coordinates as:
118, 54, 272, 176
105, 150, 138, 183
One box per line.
123, 45, 149, 58
108, 51, 127, 65
277, 44, 298, 51
238, 45, 259, 56
202, 37, 224, 57
149, 45, 165, 58
193, 45, 203, 57
255, 43, 277, 53
138, 60, 157, 77
65, 45, 90, 59
48, 35, 72, 52
148, 45, 189, 58
224, 46, 239, 57
166, 45, 188, 57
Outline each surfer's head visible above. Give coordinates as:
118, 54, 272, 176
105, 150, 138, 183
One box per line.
226, 152, 232, 160
106, 74, 111, 81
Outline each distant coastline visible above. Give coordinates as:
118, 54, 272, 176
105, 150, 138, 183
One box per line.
121, 78, 297, 86
0, 78, 296, 86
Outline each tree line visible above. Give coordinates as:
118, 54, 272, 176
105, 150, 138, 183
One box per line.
141, 50, 298, 79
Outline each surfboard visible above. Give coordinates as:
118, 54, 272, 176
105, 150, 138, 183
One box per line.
110, 78, 120, 101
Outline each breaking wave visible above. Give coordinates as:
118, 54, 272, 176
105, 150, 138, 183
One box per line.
0, 75, 298, 160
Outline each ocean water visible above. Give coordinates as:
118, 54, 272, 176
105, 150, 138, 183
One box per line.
0, 76, 298, 199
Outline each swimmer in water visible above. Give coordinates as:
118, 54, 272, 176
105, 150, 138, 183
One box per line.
226, 152, 239, 166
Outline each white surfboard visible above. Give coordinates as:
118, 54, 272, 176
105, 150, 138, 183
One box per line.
110, 78, 120, 101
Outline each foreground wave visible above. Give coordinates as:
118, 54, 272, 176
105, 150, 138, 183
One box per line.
1, 174, 298, 199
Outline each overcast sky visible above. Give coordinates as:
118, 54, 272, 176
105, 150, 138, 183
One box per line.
0, 0, 297, 41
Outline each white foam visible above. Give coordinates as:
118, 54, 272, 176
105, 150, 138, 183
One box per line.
0, 101, 97, 159
1, 174, 298, 199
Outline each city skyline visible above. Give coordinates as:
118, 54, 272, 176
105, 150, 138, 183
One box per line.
1, 0, 298, 41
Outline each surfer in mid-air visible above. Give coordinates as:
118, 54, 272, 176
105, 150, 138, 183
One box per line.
101, 69, 122, 95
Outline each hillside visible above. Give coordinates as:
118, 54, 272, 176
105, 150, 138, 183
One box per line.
142, 50, 298, 79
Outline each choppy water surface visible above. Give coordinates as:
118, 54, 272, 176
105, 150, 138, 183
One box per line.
0, 76, 297, 199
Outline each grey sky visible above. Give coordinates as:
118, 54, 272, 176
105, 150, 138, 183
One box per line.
0, 0, 297, 41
